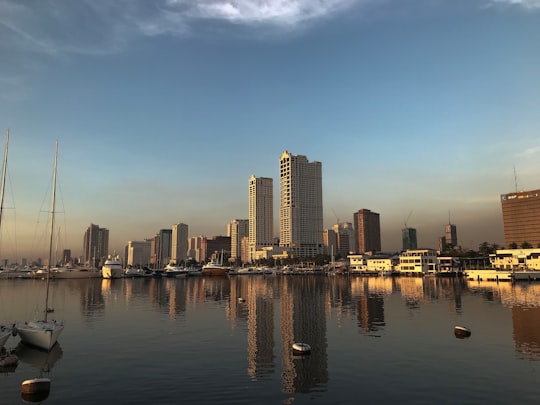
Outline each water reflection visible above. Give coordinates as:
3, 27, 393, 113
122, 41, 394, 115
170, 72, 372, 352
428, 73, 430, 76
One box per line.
16, 342, 63, 373
4, 273, 540, 402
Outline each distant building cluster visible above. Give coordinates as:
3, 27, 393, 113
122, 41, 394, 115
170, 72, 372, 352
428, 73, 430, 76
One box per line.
42, 152, 540, 269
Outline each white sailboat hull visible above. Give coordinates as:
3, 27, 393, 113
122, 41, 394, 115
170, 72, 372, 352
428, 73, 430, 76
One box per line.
16, 320, 64, 351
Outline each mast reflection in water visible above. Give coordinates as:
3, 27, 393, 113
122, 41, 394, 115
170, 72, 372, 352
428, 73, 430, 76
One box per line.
1, 276, 540, 404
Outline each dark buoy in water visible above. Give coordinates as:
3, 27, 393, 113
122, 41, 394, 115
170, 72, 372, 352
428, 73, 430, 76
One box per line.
21, 378, 51, 399
454, 326, 471, 339
292, 342, 311, 354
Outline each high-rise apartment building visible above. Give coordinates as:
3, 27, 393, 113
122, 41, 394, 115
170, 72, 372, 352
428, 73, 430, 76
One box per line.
279, 151, 323, 257
229, 219, 249, 263
83, 223, 109, 267
445, 223, 458, 248
501, 188, 540, 247
402, 227, 417, 251
158, 229, 172, 267
187, 236, 204, 263
353, 209, 381, 253
171, 223, 189, 264
249, 175, 274, 261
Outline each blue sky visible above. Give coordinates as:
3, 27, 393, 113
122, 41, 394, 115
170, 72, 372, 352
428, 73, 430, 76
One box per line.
0, 0, 539, 261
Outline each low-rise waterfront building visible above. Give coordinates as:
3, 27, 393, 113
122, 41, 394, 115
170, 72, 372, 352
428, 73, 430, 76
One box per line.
398, 249, 438, 275
490, 248, 540, 270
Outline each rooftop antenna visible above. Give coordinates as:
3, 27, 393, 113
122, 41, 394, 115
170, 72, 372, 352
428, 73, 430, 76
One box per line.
513, 165, 518, 193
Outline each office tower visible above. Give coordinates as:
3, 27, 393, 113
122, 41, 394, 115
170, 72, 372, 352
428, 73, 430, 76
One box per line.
83, 223, 109, 267
402, 227, 417, 251
323, 229, 338, 257
279, 150, 323, 257
127, 240, 151, 266
501, 188, 540, 247
249, 176, 274, 261
332, 222, 355, 257
229, 219, 249, 263
187, 236, 204, 263
158, 229, 172, 267
171, 223, 189, 264
445, 223, 458, 248
353, 209, 381, 253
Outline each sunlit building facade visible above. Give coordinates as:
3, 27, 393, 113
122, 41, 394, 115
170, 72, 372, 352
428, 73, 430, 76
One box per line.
353, 209, 381, 253
249, 176, 274, 262
171, 223, 188, 264
279, 151, 323, 257
501, 188, 540, 248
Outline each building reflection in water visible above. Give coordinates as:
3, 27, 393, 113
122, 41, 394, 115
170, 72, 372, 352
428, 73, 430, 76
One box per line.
280, 276, 328, 394
468, 281, 540, 361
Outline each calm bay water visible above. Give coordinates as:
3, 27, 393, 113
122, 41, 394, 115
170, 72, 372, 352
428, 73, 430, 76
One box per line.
1, 274, 540, 404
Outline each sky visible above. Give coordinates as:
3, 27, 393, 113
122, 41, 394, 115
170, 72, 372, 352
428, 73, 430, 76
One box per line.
0, 0, 539, 261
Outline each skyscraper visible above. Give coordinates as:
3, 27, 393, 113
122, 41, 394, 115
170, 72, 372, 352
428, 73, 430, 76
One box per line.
249, 175, 273, 261
353, 209, 381, 253
83, 223, 109, 267
445, 223, 458, 248
501, 188, 540, 247
229, 219, 249, 263
171, 223, 189, 264
332, 222, 355, 257
279, 150, 323, 257
158, 228, 172, 267
402, 227, 417, 251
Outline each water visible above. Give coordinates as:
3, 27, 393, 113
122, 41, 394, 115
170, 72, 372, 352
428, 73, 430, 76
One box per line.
1, 275, 540, 404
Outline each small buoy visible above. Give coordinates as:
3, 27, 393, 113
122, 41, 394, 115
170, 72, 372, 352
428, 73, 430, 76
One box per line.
21, 378, 51, 395
292, 342, 311, 354
21, 390, 50, 403
238, 297, 245, 303
454, 326, 471, 338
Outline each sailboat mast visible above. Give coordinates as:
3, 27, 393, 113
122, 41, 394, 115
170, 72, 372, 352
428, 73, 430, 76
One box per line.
0, 130, 9, 235
45, 140, 58, 322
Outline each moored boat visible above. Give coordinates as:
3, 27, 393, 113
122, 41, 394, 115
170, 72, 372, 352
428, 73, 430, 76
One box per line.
17, 141, 64, 351
164, 262, 188, 278
101, 255, 124, 279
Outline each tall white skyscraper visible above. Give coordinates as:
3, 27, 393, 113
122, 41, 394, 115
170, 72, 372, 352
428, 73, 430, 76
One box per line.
171, 223, 189, 264
279, 150, 323, 257
249, 175, 273, 261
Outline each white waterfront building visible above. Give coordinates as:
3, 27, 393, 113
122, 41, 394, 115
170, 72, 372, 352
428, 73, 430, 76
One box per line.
398, 249, 438, 275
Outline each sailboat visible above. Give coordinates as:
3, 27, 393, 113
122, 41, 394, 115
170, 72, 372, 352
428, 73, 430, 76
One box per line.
0, 130, 15, 348
16, 140, 64, 351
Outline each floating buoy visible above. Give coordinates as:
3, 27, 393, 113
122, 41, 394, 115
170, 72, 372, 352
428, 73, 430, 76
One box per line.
454, 326, 471, 338
21, 390, 50, 403
292, 342, 311, 354
21, 378, 51, 396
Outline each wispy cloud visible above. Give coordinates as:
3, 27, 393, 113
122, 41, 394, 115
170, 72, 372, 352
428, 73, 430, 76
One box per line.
0, 0, 362, 56
487, 0, 540, 9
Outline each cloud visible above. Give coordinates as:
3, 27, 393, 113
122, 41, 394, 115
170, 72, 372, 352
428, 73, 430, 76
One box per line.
0, 0, 362, 56
487, 0, 540, 9
185, 0, 358, 25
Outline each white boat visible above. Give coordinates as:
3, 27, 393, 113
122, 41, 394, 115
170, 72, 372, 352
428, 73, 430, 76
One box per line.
102, 255, 124, 279
202, 250, 230, 276
0, 131, 15, 346
164, 262, 188, 277
51, 266, 101, 279
17, 141, 64, 351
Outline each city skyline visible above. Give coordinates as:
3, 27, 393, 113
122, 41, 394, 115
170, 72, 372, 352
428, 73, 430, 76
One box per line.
1, 1, 539, 259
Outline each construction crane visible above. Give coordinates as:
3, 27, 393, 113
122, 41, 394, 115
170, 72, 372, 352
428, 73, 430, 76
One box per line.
404, 210, 413, 228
